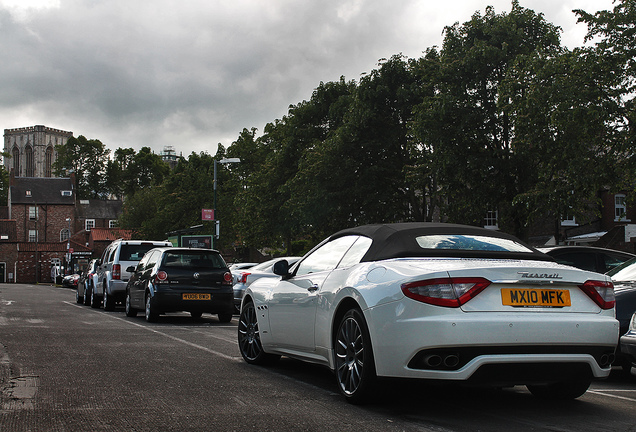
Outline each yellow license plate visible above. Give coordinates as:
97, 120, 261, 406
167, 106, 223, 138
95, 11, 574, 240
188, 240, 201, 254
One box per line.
182, 293, 211, 300
501, 288, 571, 307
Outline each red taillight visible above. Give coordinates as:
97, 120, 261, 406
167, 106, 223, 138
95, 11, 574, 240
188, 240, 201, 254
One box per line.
223, 272, 232, 285
112, 264, 121, 280
401, 277, 491, 307
579, 280, 615, 310
238, 272, 250, 284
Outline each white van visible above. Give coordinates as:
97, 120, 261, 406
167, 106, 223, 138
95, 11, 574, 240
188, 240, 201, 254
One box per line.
92, 239, 172, 310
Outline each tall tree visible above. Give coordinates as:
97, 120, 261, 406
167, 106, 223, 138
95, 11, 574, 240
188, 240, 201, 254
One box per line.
414, 2, 562, 239
576, 0, 636, 190
53, 135, 110, 199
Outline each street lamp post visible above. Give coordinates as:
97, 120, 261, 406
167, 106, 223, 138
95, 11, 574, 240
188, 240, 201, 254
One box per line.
212, 158, 240, 247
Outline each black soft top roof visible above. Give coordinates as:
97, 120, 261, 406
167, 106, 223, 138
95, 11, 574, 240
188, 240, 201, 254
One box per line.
329, 223, 554, 262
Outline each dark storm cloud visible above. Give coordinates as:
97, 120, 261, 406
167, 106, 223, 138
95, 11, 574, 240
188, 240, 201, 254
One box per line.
0, 0, 614, 156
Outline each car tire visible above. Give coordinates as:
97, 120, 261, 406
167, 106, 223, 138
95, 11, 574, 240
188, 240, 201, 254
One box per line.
103, 285, 115, 311
145, 293, 159, 323
90, 288, 101, 309
218, 312, 232, 323
526, 379, 592, 400
237, 300, 280, 365
125, 291, 138, 317
83, 285, 91, 306
334, 308, 377, 405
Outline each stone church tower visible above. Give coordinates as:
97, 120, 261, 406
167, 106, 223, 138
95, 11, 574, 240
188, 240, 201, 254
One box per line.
3, 125, 73, 178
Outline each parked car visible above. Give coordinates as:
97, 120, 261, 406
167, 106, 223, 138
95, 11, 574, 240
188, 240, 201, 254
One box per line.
238, 223, 618, 403
606, 257, 636, 372
619, 311, 636, 374
63, 273, 80, 289
232, 256, 301, 313
124, 247, 234, 323
229, 262, 257, 272
76, 259, 99, 305
93, 239, 173, 310
538, 246, 635, 274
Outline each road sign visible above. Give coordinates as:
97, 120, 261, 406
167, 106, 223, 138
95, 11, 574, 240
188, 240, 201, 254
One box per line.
202, 209, 214, 221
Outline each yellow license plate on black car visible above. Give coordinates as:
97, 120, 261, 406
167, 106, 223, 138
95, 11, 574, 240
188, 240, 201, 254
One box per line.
182, 293, 211, 300
501, 288, 571, 307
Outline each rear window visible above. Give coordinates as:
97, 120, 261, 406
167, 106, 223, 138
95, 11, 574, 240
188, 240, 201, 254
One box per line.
120, 244, 163, 261
161, 251, 227, 269
415, 234, 533, 253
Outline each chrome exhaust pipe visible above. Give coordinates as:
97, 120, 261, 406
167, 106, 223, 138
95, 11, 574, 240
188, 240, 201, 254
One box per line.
424, 354, 442, 368
443, 354, 460, 368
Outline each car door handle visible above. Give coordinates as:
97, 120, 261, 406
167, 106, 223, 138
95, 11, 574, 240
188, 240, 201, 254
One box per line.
307, 284, 319, 292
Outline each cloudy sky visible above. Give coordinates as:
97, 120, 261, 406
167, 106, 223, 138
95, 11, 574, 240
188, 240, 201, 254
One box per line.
0, 0, 614, 158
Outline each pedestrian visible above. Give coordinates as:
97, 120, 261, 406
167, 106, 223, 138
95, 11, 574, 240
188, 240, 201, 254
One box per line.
50, 264, 58, 284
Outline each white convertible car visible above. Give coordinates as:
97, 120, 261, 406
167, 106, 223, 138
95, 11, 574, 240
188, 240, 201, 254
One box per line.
237, 223, 619, 403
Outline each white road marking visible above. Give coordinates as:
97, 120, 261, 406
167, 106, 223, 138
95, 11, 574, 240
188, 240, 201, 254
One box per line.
587, 389, 636, 402
64, 301, 240, 361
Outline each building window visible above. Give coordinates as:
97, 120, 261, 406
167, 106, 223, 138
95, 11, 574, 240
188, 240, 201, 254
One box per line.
85, 219, 95, 231
12, 146, 20, 175
484, 210, 498, 230
28, 229, 38, 242
45, 146, 53, 177
25, 145, 34, 177
615, 194, 629, 221
60, 228, 71, 242
109, 220, 117, 228
29, 206, 38, 220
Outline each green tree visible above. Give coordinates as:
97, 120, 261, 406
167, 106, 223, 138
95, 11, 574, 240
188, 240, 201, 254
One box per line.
53, 135, 110, 199
413, 2, 562, 239
501, 47, 625, 238
576, 0, 636, 190
302, 56, 419, 235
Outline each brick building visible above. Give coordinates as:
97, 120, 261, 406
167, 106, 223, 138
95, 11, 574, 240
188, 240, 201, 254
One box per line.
0, 172, 124, 283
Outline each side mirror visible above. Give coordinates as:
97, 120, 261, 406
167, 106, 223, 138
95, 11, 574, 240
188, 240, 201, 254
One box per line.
126, 266, 136, 273
273, 260, 290, 277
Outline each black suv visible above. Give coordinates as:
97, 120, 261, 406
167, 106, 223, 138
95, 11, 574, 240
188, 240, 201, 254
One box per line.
124, 247, 234, 323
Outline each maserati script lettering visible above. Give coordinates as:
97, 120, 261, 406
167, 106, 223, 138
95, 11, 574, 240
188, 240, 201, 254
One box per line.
518, 272, 563, 279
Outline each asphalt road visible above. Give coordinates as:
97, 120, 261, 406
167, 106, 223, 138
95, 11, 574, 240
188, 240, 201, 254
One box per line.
1, 283, 636, 432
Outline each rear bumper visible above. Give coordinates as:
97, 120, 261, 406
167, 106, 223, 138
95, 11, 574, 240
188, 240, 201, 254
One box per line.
109, 280, 128, 295
365, 300, 619, 383
152, 291, 234, 314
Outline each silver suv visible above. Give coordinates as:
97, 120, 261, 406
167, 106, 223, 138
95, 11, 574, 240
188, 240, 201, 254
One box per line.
92, 239, 173, 310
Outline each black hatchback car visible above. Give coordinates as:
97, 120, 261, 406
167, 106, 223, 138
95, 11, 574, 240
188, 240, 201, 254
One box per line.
124, 247, 234, 323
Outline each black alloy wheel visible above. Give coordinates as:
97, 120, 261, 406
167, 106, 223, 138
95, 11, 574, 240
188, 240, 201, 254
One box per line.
334, 308, 377, 404
125, 291, 137, 317
145, 293, 159, 322
83, 285, 91, 306
103, 285, 115, 311
237, 301, 279, 364
90, 288, 101, 308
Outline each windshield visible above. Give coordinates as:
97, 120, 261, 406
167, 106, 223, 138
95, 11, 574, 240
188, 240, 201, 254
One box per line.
415, 234, 533, 253
120, 244, 161, 261
162, 251, 226, 269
